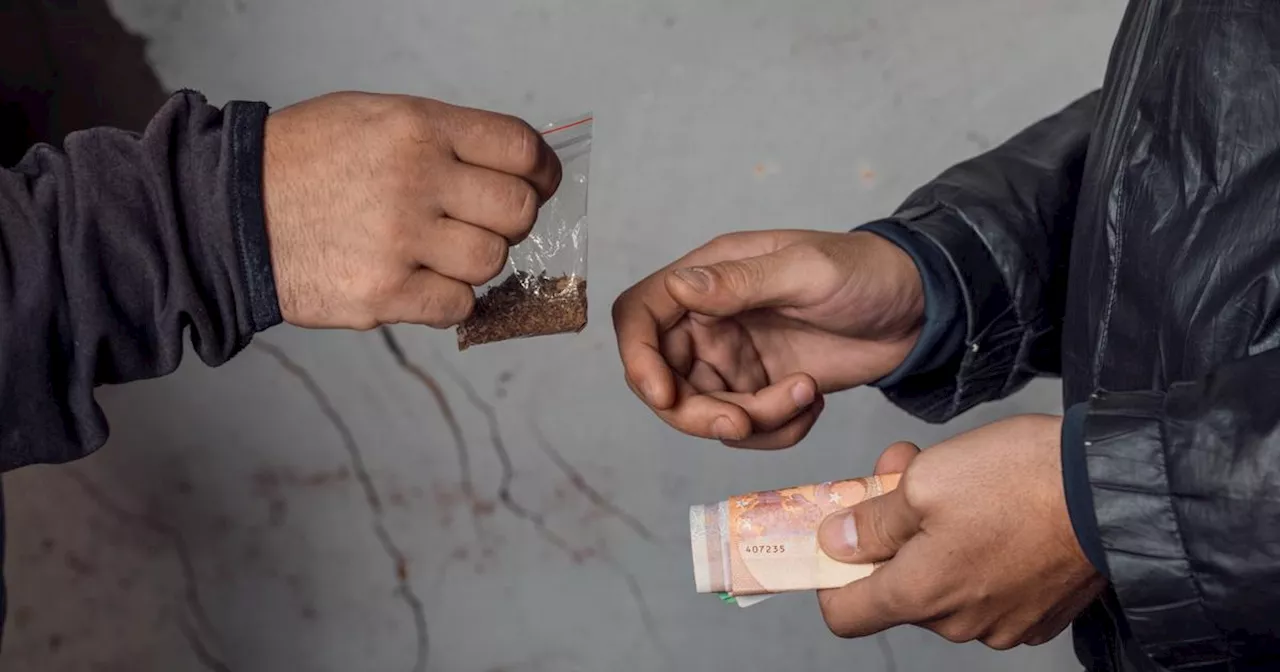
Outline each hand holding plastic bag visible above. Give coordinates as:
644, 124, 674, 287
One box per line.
457, 113, 593, 350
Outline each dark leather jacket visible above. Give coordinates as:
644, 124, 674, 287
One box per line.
873, 2, 1280, 669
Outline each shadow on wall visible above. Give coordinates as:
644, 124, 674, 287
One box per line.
0, 0, 168, 165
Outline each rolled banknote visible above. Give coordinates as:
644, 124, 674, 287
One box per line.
690, 474, 901, 606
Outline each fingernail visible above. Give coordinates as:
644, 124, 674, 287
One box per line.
841, 513, 859, 552
673, 267, 712, 292
791, 382, 814, 408
819, 510, 859, 559
712, 416, 736, 440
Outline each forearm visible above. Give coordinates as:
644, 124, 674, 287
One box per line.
0, 91, 280, 470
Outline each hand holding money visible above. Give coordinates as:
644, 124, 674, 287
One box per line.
812, 418, 1104, 650
690, 474, 901, 607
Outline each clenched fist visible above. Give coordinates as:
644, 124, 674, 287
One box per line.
262, 92, 562, 329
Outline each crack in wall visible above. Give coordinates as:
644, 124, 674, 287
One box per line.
609, 552, 672, 669
526, 414, 659, 545
435, 354, 575, 558
430, 354, 670, 666
254, 340, 428, 672
65, 469, 232, 672
378, 327, 484, 539
876, 633, 898, 672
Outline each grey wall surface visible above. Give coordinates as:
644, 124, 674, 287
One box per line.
0, 1, 1123, 670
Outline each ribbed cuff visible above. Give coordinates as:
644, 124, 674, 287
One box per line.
226, 100, 281, 334
858, 220, 967, 388
1062, 402, 1109, 577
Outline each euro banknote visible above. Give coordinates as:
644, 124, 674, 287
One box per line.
689, 474, 901, 607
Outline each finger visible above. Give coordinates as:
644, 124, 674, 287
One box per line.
613, 233, 791, 412
723, 396, 824, 450
688, 360, 729, 393
437, 164, 539, 241
379, 269, 476, 328
709, 372, 818, 432
686, 317, 770, 393
818, 487, 922, 563
875, 441, 921, 475
651, 376, 754, 441
664, 244, 827, 317
449, 109, 561, 200
415, 218, 509, 285
659, 326, 695, 378
817, 564, 910, 638
613, 285, 683, 410
979, 627, 1025, 652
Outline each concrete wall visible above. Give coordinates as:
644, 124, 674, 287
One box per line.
0, 0, 1121, 670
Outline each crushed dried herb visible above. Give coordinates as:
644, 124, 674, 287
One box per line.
457, 272, 587, 350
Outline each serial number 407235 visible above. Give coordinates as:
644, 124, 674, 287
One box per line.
743, 544, 786, 555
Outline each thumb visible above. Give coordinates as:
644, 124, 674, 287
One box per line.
818, 487, 921, 564
665, 246, 814, 317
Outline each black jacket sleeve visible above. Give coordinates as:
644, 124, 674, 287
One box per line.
0, 90, 281, 471
872, 92, 1099, 423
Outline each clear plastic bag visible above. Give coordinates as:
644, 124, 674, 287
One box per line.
457, 113, 593, 350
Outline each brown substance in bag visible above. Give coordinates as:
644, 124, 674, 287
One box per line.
457, 272, 587, 350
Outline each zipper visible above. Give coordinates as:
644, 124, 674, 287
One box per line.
1090, 0, 1160, 389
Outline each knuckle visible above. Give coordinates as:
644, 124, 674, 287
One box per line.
472, 235, 510, 281
982, 632, 1020, 651
794, 241, 849, 293
507, 120, 543, 174
935, 621, 981, 644
442, 285, 476, 326
712, 260, 763, 296
422, 285, 474, 328
858, 504, 904, 556
452, 288, 477, 323
1018, 632, 1049, 647
380, 100, 427, 140
509, 181, 539, 236
704, 232, 747, 256
791, 241, 831, 266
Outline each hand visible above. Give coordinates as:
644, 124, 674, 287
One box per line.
612, 230, 924, 448
262, 92, 562, 329
815, 414, 1105, 649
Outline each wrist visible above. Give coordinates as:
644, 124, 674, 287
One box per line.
848, 230, 926, 341
855, 221, 965, 387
